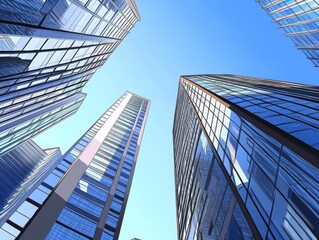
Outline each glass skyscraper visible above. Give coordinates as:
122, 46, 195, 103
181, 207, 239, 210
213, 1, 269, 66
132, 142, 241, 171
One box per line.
0, 0, 140, 155
257, 0, 319, 66
0, 91, 150, 240
0, 140, 61, 221
173, 74, 319, 239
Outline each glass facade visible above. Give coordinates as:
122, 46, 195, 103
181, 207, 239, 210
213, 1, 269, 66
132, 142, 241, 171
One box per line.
257, 0, 319, 66
0, 0, 140, 155
1, 92, 150, 240
0, 141, 61, 240
173, 74, 319, 240
0, 92, 85, 155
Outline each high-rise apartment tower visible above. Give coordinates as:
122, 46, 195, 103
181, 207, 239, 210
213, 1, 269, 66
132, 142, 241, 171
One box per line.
0, 91, 150, 240
173, 74, 319, 239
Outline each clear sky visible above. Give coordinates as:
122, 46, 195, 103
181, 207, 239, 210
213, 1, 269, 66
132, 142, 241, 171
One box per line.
35, 1, 319, 240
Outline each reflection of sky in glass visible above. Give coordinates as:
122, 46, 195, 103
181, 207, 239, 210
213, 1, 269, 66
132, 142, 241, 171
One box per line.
78, 180, 88, 193
188, 75, 319, 150
257, 0, 319, 67
0, 0, 140, 156
180, 77, 319, 239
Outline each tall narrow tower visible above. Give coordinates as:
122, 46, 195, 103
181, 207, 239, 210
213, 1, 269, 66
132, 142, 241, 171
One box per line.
0, 91, 150, 240
0, 0, 140, 155
173, 74, 319, 239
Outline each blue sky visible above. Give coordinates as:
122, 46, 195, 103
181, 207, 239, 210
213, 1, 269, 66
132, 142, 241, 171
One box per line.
35, 1, 319, 240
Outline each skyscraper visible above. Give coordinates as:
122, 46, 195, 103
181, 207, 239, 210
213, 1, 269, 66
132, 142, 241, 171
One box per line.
173, 74, 319, 239
0, 0, 140, 155
256, 0, 319, 67
0, 140, 61, 220
0, 91, 150, 240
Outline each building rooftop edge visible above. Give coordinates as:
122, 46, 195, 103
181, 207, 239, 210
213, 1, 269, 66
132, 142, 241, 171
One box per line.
126, 91, 151, 103
180, 74, 319, 89
128, 0, 141, 20
44, 147, 61, 152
